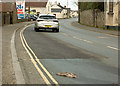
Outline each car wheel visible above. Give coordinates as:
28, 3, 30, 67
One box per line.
56, 29, 59, 32
34, 27, 39, 32
52, 29, 55, 32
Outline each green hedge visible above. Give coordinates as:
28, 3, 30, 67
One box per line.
79, 2, 104, 11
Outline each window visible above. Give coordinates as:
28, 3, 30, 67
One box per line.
51, 8, 62, 13
39, 15, 56, 19
109, 0, 114, 14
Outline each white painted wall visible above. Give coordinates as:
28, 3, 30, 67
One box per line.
30, 7, 46, 14
45, 1, 68, 19
105, 1, 119, 26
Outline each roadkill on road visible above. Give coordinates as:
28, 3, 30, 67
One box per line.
56, 72, 77, 78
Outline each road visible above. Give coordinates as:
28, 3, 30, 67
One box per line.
19, 18, 118, 84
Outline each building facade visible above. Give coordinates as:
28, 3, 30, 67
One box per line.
46, 1, 71, 19
0, 2, 17, 25
25, 2, 48, 16
105, 1, 120, 30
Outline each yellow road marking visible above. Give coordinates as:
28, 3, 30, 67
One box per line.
20, 25, 59, 86
20, 26, 51, 85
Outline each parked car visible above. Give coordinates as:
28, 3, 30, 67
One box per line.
30, 14, 37, 21
34, 14, 59, 32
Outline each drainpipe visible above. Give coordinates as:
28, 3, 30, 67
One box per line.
78, 2, 80, 23
28, 0, 30, 21
104, 0, 106, 29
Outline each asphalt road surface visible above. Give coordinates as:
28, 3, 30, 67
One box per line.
22, 18, 118, 84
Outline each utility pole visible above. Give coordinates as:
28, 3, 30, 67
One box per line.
67, 0, 68, 8
28, 0, 30, 21
78, 2, 80, 23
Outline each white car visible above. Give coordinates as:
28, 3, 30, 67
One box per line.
34, 14, 59, 32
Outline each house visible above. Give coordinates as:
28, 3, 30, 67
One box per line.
25, 2, 48, 16
46, 1, 71, 19
0, 2, 17, 25
105, 1, 120, 30
70, 10, 78, 18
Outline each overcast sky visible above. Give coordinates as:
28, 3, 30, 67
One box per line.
49, 0, 78, 10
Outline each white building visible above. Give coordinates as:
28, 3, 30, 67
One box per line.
105, 1, 120, 30
25, 2, 48, 16
70, 10, 78, 18
45, 1, 71, 19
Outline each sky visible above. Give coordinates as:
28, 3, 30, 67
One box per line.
49, 0, 78, 10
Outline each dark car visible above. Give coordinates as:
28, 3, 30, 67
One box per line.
30, 15, 37, 21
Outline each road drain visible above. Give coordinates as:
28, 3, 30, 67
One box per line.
56, 72, 77, 78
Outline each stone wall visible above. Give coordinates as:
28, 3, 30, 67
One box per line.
96, 10, 104, 28
2, 12, 11, 25
0, 12, 2, 26
12, 8, 17, 24
119, 2, 120, 26
2, 11, 17, 26
80, 9, 104, 28
80, 10, 94, 26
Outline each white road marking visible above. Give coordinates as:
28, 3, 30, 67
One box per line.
20, 25, 59, 86
62, 33, 93, 44
107, 46, 119, 51
83, 40, 93, 43
98, 36, 109, 39
72, 36, 83, 40
62, 33, 69, 36
72, 36, 93, 43
11, 29, 25, 84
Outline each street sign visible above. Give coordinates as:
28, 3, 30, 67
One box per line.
16, 0, 25, 19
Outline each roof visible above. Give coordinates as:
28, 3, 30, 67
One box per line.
57, 4, 64, 9
0, 3, 16, 12
25, 2, 48, 7
39, 14, 55, 16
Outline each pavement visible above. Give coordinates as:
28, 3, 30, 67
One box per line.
2, 21, 33, 84
70, 20, 119, 36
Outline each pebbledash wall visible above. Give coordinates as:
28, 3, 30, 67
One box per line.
79, 9, 104, 28
118, 3, 120, 27
105, 2, 120, 30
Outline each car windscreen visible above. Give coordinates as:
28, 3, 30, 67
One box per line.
39, 15, 56, 19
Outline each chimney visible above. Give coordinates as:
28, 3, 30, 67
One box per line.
49, 2, 52, 5
54, 1, 57, 5
64, 6, 66, 8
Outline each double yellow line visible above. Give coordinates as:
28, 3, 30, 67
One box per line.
20, 25, 59, 86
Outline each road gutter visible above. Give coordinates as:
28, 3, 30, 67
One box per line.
70, 22, 119, 37
11, 29, 25, 84
20, 25, 59, 86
